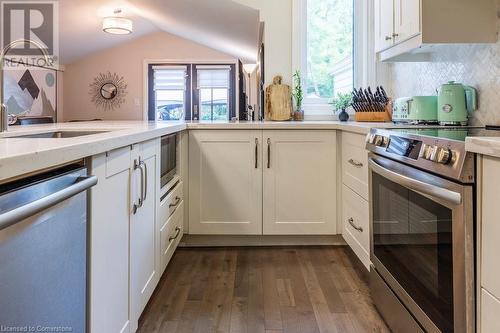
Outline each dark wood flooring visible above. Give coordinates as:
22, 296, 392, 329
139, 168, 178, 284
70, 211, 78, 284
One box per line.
137, 246, 390, 333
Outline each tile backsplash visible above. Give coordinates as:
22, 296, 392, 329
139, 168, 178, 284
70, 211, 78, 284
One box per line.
382, 10, 500, 126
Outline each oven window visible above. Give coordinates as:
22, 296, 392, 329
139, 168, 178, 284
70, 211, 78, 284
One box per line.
372, 172, 453, 332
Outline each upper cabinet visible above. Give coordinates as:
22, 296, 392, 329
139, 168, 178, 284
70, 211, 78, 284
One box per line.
375, 0, 497, 61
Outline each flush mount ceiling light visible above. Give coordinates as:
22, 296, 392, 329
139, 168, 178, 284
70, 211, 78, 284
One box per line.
102, 9, 133, 35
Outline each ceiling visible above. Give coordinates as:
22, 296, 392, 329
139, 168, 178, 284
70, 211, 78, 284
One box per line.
58, 0, 260, 65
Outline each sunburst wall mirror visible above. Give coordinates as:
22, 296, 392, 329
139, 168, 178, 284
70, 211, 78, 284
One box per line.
89, 72, 128, 111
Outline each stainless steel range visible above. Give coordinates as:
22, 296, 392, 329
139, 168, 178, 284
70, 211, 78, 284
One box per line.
365, 127, 486, 333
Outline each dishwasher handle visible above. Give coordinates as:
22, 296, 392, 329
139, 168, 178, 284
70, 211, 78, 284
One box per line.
0, 175, 98, 231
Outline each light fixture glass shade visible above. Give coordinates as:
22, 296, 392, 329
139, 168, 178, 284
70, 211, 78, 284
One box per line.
242, 63, 258, 74
102, 17, 133, 35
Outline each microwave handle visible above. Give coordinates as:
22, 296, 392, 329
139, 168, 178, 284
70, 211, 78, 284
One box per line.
368, 158, 462, 205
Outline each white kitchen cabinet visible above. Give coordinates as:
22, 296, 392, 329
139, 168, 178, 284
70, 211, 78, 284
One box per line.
90, 138, 160, 333
374, 0, 395, 52
189, 130, 263, 234
393, 0, 420, 45
375, 0, 496, 61
160, 201, 184, 272
478, 155, 500, 332
263, 130, 337, 235
341, 132, 369, 200
342, 185, 370, 270
129, 139, 160, 332
90, 146, 132, 333
481, 289, 500, 333
340, 132, 370, 269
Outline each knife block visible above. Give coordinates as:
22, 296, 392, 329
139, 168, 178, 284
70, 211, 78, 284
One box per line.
354, 99, 393, 122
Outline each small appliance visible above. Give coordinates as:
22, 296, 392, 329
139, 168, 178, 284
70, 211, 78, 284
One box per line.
160, 134, 177, 188
392, 96, 438, 124
437, 81, 477, 126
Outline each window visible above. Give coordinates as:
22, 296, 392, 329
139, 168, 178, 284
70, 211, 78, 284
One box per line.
148, 63, 236, 121
195, 66, 231, 121
152, 66, 188, 121
306, 0, 353, 99
293, 0, 367, 117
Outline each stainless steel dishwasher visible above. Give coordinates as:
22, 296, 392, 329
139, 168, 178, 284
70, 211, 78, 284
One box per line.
0, 164, 97, 332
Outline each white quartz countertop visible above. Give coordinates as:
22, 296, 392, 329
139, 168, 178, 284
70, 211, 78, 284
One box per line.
0, 119, 450, 183
466, 137, 500, 159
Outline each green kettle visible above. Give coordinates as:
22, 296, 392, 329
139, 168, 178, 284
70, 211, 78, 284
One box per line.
437, 81, 477, 126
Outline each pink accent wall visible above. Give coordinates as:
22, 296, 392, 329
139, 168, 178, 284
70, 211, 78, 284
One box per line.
62, 31, 235, 121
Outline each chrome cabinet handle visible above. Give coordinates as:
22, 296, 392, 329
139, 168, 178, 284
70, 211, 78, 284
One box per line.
267, 138, 271, 169
141, 160, 148, 203
348, 159, 364, 168
392, 33, 399, 38
385, 36, 392, 41
348, 218, 363, 232
169, 227, 181, 242
255, 138, 258, 169
133, 159, 143, 214
0, 175, 97, 231
169, 196, 181, 209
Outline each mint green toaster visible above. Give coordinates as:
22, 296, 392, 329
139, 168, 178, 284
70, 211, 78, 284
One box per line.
392, 96, 438, 124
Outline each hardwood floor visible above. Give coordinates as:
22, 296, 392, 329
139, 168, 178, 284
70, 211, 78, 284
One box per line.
137, 246, 390, 333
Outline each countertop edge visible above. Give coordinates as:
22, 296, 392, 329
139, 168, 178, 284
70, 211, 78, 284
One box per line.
466, 137, 500, 159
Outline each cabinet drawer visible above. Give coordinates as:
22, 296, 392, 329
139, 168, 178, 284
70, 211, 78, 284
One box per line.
342, 132, 368, 200
140, 138, 159, 160
481, 288, 500, 333
481, 157, 500, 298
105, 146, 131, 177
159, 181, 183, 223
342, 184, 370, 269
160, 201, 184, 272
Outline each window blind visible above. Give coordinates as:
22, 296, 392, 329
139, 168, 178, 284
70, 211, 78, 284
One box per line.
153, 66, 187, 91
197, 67, 230, 89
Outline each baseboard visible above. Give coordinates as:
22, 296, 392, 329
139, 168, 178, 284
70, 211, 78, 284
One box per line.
179, 234, 347, 247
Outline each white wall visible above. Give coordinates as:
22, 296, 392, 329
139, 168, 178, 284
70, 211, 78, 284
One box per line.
62, 31, 235, 121
235, 0, 293, 87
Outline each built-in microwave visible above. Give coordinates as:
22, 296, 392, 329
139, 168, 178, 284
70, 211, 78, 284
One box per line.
160, 134, 177, 188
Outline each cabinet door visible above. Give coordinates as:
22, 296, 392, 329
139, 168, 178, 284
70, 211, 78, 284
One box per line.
189, 130, 262, 234
394, 0, 421, 43
130, 140, 159, 332
375, 0, 395, 52
481, 289, 500, 333
263, 130, 337, 235
90, 148, 131, 333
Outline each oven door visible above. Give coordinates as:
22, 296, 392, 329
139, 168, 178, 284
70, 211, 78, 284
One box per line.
369, 154, 474, 333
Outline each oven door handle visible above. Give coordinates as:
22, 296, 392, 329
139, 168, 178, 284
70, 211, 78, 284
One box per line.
369, 158, 462, 205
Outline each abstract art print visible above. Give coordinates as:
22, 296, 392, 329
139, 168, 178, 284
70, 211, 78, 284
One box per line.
3, 66, 57, 121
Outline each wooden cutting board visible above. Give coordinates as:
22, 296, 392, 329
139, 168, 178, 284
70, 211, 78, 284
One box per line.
265, 75, 292, 121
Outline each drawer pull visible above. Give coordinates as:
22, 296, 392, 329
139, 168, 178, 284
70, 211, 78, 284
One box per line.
169, 196, 181, 208
169, 227, 181, 242
348, 159, 363, 168
348, 218, 363, 232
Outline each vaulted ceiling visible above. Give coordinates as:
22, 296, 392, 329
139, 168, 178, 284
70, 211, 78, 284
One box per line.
59, 0, 260, 65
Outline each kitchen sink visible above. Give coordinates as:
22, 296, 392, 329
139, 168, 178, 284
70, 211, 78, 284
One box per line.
5, 130, 111, 139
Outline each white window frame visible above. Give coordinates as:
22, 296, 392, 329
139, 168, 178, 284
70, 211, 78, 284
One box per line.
292, 0, 375, 120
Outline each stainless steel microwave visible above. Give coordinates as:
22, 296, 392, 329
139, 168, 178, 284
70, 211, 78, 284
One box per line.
160, 134, 177, 188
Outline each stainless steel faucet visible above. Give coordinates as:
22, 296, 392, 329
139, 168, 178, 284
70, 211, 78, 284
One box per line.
0, 39, 52, 132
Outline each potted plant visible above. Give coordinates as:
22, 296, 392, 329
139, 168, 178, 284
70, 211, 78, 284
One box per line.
331, 92, 352, 122
292, 70, 304, 121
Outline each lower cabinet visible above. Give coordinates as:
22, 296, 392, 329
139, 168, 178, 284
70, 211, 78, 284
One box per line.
340, 132, 370, 269
90, 138, 160, 333
159, 180, 184, 272
188, 130, 263, 234
188, 129, 337, 235
263, 130, 337, 234
479, 156, 500, 332
481, 288, 500, 333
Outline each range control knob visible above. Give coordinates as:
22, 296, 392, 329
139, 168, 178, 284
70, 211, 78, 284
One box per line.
436, 148, 455, 165
420, 144, 432, 159
373, 135, 389, 147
